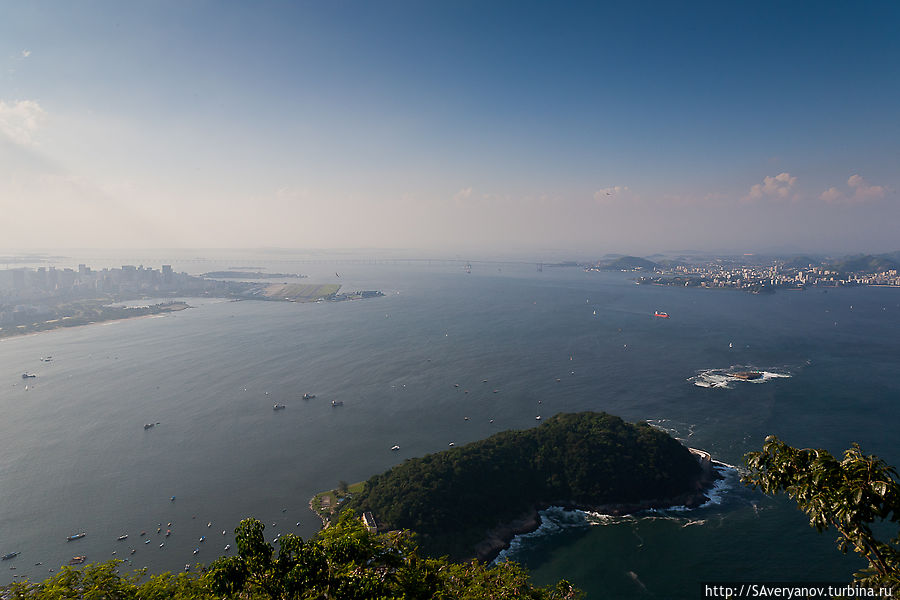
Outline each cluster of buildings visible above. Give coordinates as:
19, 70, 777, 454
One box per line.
0, 264, 243, 329
636, 261, 900, 292
0, 264, 237, 302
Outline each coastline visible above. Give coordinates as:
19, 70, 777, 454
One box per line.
0, 302, 190, 341
474, 457, 726, 563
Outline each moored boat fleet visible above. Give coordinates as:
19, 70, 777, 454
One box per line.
1, 512, 305, 579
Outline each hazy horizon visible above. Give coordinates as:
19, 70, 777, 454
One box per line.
2, 2, 898, 254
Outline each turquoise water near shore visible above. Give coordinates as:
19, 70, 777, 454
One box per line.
1, 258, 898, 598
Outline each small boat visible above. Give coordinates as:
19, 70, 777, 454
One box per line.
224, 544, 231, 551
130, 549, 135, 555
117, 534, 128, 541
170, 496, 176, 502
193, 548, 199, 555
144, 540, 150, 544
143, 423, 155, 429
448, 442, 455, 447
535, 416, 542, 420
222, 530, 227, 535
199, 536, 205, 543
68, 556, 86, 565
165, 530, 170, 537
463, 416, 469, 421
159, 543, 164, 548
654, 311, 669, 318
331, 400, 344, 407
139, 531, 146, 536
184, 564, 191, 572
390, 445, 400, 451
21, 373, 36, 379
302, 393, 316, 400
67, 533, 86, 541
1, 552, 19, 560
273, 403, 286, 410
729, 342, 733, 348
207, 522, 211, 527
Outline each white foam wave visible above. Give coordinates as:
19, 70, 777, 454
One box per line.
645, 419, 697, 442
495, 464, 740, 562
682, 519, 707, 528
582, 511, 636, 526
492, 507, 592, 563
699, 465, 740, 507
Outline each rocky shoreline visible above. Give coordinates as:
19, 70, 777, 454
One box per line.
474, 456, 725, 563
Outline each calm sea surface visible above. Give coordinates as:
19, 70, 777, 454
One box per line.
2, 258, 898, 598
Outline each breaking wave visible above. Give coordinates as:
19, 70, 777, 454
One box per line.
494, 464, 740, 563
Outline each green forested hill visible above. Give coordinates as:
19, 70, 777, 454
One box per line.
347, 412, 704, 559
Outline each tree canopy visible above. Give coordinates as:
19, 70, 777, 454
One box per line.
744, 435, 900, 588
4, 514, 580, 600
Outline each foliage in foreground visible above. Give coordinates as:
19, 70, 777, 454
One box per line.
5, 511, 580, 600
744, 435, 900, 588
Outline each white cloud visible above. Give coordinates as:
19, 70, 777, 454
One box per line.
746, 172, 797, 201
0, 99, 46, 145
847, 174, 886, 201
20, 49, 31, 59
453, 187, 473, 203
819, 187, 843, 203
593, 185, 631, 203
820, 174, 887, 203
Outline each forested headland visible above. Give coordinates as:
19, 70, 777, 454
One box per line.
346, 412, 712, 560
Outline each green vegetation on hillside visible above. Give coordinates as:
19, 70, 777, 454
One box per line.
598, 256, 659, 270
5, 513, 580, 600
346, 412, 704, 559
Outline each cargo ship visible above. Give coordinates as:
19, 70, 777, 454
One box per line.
654, 311, 669, 318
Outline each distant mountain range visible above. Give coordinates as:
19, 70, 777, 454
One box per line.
825, 254, 899, 274
594, 255, 659, 270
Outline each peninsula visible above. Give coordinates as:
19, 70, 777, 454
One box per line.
0, 263, 383, 339
332, 412, 716, 561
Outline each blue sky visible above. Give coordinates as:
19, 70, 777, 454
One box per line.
2, 1, 898, 255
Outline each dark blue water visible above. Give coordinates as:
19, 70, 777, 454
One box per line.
1, 261, 898, 598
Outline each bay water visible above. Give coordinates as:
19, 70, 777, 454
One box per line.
1, 258, 898, 598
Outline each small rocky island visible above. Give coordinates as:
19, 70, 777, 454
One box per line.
730, 371, 763, 380
339, 412, 719, 561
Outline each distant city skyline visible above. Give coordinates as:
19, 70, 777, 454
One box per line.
1, 1, 898, 254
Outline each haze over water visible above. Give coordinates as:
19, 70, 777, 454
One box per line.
2, 255, 898, 598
